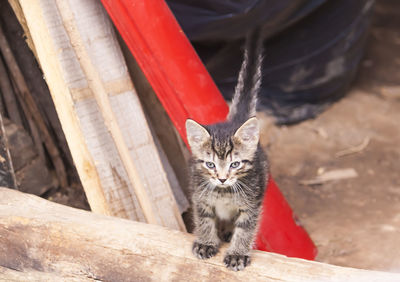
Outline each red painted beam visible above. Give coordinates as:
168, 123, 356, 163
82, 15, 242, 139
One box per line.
101, 0, 317, 260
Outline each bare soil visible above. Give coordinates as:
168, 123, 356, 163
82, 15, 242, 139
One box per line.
260, 0, 400, 271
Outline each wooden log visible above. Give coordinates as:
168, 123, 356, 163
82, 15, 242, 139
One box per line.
0, 187, 398, 282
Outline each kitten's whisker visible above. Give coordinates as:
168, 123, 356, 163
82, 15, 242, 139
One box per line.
236, 182, 252, 208
233, 183, 243, 205
198, 180, 212, 200
237, 180, 251, 191
203, 181, 214, 201
237, 180, 255, 198
231, 184, 238, 204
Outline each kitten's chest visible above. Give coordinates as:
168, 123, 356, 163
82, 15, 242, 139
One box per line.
214, 196, 239, 221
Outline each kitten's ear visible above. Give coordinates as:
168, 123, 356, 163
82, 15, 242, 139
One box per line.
234, 117, 259, 146
186, 119, 210, 150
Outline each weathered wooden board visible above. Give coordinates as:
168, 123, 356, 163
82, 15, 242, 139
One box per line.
18, 0, 186, 230
0, 118, 16, 189
0, 187, 399, 282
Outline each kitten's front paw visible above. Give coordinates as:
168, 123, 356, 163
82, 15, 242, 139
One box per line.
223, 254, 250, 271
192, 241, 218, 259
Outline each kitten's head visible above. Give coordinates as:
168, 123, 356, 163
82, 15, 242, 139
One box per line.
186, 118, 259, 187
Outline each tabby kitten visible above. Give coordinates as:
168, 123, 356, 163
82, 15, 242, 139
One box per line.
186, 28, 268, 271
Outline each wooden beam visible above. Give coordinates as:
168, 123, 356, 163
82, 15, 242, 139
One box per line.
0, 187, 399, 281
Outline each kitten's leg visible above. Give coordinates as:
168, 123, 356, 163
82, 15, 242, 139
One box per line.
192, 201, 220, 259
224, 207, 260, 271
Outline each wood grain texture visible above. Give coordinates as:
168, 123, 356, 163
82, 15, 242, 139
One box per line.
118, 35, 189, 211
54, 0, 157, 226
18, 0, 111, 216
0, 187, 399, 282
18, 0, 186, 231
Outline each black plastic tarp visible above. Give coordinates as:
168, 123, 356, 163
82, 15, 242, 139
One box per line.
168, 0, 375, 124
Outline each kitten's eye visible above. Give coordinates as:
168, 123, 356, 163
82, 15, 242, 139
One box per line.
230, 161, 240, 169
205, 162, 215, 169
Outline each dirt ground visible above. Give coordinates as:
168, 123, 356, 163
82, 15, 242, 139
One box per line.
260, 0, 400, 271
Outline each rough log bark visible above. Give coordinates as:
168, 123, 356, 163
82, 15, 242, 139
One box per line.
0, 187, 399, 282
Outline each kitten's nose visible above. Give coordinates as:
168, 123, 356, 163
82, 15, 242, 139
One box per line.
219, 178, 227, 184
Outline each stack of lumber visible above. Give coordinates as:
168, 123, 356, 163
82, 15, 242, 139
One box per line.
15, 0, 187, 230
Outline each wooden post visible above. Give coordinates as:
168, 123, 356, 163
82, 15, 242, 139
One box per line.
0, 187, 399, 282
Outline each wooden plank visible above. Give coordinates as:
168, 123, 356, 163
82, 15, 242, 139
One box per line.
18, 0, 186, 230
0, 187, 399, 282
119, 36, 190, 208
54, 0, 157, 225
18, 0, 111, 216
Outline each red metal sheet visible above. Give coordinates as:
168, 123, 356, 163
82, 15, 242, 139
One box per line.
101, 0, 317, 260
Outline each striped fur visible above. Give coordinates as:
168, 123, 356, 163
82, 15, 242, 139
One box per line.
227, 27, 264, 123
186, 27, 268, 271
